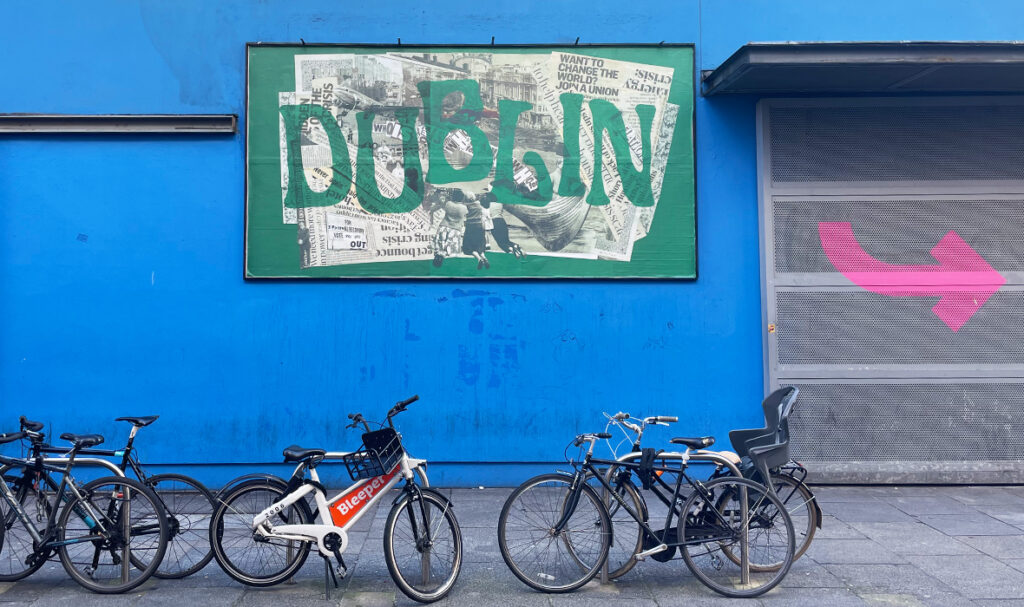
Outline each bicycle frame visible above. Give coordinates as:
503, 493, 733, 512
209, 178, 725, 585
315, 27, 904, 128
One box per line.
559, 450, 743, 554
39, 423, 149, 482
0, 452, 112, 550
251, 450, 429, 559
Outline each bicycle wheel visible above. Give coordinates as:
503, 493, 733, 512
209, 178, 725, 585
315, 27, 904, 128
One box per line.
0, 469, 50, 581
145, 473, 216, 578
209, 478, 313, 586
57, 476, 169, 593
593, 467, 645, 580
383, 488, 462, 603
769, 474, 817, 562
718, 473, 815, 571
498, 473, 610, 593
678, 477, 794, 598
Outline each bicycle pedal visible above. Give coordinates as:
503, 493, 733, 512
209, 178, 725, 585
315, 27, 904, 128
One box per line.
634, 543, 669, 561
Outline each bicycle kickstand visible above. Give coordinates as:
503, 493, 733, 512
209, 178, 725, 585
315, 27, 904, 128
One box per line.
322, 549, 348, 600
323, 557, 339, 600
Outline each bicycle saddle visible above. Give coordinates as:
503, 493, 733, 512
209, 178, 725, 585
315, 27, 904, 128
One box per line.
115, 415, 159, 427
670, 436, 715, 450
60, 433, 104, 448
282, 445, 326, 463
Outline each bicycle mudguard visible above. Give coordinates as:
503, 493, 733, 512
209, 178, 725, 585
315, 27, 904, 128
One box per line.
777, 463, 823, 529
391, 485, 453, 508
214, 473, 288, 500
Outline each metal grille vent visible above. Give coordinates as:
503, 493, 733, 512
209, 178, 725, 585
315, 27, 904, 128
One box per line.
789, 382, 1024, 462
761, 98, 1024, 481
769, 104, 1024, 183
776, 290, 1024, 365
773, 198, 1024, 274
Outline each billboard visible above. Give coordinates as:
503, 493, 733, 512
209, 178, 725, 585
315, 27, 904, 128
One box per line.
245, 44, 695, 278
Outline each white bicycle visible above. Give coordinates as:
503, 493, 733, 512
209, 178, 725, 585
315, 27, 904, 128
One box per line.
208, 396, 462, 603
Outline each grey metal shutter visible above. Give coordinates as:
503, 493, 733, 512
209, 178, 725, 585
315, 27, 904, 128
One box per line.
759, 97, 1024, 483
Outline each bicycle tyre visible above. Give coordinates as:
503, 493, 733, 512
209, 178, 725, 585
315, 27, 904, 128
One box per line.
593, 467, 645, 580
678, 477, 794, 598
497, 473, 611, 593
769, 474, 817, 563
0, 469, 50, 581
717, 472, 817, 569
144, 473, 217, 578
209, 478, 313, 587
384, 488, 463, 603
57, 475, 169, 594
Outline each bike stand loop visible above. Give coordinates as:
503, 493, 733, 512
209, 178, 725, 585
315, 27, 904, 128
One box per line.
598, 450, 744, 585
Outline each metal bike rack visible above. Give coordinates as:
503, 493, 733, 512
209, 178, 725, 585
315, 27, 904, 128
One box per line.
41, 457, 126, 477
598, 449, 744, 584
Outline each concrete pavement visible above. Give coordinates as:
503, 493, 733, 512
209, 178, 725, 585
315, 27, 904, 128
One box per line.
4, 485, 1024, 605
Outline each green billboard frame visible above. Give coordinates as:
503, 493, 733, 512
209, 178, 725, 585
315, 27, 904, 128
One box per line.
245, 43, 696, 279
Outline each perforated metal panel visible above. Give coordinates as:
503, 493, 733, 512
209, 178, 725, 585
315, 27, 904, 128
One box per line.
789, 382, 1024, 462
769, 104, 1024, 182
759, 98, 1024, 483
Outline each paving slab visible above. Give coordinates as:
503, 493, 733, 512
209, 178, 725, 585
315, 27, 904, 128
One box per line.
778, 557, 848, 588
904, 554, 1024, 600
815, 514, 870, 540
972, 503, 1024, 528
954, 534, 1024, 559
825, 501, 916, 524
823, 563, 959, 597
943, 487, 1024, 507
760, 587, 867, 606
803, 538, 906, 564
847, 522, 979, 556
879, 495, 978, 515
919, 513, 1024, 536
2, 485, 1024, 605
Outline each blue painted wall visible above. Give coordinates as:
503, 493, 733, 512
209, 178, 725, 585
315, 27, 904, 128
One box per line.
1, 0, 1020, 487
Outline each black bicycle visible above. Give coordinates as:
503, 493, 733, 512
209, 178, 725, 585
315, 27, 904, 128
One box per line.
37, 415, 216, 578
0, 418, 169, 593
497, 431, 795, 598
596, 387, 821, 580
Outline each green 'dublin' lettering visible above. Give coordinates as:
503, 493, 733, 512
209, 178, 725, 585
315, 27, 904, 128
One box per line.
280, 104, 352, 208
557, 93, 586, 198
416, 80, 493, 184
586, 99, 656, 207
355, 109, 424, 214
492, 99, 553, 206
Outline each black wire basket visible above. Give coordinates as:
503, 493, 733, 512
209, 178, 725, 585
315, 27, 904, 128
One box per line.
342, 428, 404, 481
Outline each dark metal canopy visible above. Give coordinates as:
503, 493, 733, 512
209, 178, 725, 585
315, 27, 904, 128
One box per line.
702, 42, 1024, 96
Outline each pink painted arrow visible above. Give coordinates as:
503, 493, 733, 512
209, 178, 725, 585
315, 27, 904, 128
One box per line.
818, 222, 1005, 332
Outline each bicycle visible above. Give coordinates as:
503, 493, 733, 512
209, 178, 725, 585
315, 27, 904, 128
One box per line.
597, 387, 821, 579
0, 419, 169, 593
37, 415, 217, 578
497, 430, 795, 598
208, 395, 462, 603
712, 387, 821, 562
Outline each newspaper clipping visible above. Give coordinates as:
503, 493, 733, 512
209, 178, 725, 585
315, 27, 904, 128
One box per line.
275, 50, 680, 271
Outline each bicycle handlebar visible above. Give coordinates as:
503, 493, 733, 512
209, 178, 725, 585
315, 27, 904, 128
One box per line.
573, 432, 612, 447
346, 395, 420, 432
0, 431, 26, 445
346, 413, 371, 432
646, 415, 678, 425
19, 417, 44, 432
396, 395, 419, 407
